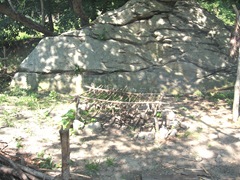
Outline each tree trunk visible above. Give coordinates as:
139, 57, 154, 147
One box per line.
233, 48, 240, 122
40, 0, 45, 26
71, 0, 89, 27
48, 12, 54, 32
232, 5, 240, 122
0, 3, 55, 36
46, 0, 54, 32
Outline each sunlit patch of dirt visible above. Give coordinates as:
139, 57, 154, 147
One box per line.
0, 95, 240, 179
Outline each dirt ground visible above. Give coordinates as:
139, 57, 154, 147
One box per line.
1, 95, 240, 180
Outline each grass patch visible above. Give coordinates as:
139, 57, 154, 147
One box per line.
85, 160, 100, 173
208, 143, 212, 148
193, 90, 203, 97
0, 94, 8, 103
188, 115, 196, 120
37, 151, 56, 169
206, 91, 234, 106
178, 130, 201, 140
207, 91, 234, 101
179, 106, 189, 111
14, 96, 40, 110
0, 88, 72, 128
48, 90, 59, 100
15, 137, 24, 149
181, 131, 192, 138
1, 110, 15, 127
105, 157, 116, 167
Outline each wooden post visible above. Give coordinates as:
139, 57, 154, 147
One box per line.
232, 5, 240, 122
59, 126, 70, 180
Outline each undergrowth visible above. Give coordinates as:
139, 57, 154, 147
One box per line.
0, 88, 72, 127
205, 91, 234, 106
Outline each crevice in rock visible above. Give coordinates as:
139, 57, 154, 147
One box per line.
18, 70, 75, 75
100, 10, 170, 27
196, 67, 235, 80
20, 65, 162, 76
202, 47, 226, 55
108, 37, 142, 46
160, 57, 231, 76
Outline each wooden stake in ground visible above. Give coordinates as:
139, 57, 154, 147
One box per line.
231, 5, 240, 122
59, 126, 70, 180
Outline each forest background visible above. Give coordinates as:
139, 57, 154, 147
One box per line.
0, 0, 240, 46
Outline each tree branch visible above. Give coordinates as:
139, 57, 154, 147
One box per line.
7, 0, 16, 13
0, 3, 56, 36
71, 0, 89, 27
233, 5, 240, 18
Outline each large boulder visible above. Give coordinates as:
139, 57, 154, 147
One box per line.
11, 0, 235, 94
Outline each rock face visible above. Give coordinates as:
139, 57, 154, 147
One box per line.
11, 0, 235, 94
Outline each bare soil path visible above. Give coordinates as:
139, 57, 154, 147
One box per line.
1, 94, 240, 180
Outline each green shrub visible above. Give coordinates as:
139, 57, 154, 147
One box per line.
199, 0, 237, 25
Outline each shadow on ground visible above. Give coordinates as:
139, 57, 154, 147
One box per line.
1, 95, 240, 179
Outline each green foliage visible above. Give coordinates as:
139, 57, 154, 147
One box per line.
74, 64, 85, 75
0, 0, 39, 46
37, 151, 56, 169
0, 74, 12, 92
85, 160, 100, 172
15, 96, 39, 110
78, 109, 97, 124
1, 110, 14, 127
15, 137, 24, 149
0, 94, 8, 103
193, 90, 203, 97
1, 0, 238, 47
3, 88, 40, 109
0, 88, 73, 130
39, 156, 55, 169
6, 87, 36, 97
210, 92, 233, 100
55, 8, 81, 33
105, 157, 116, 167
83, 0, 128, 21
61, 109, 76, 129
198, 0, 239, 25
48, 90, 59, 100
206, 91, 234, 105
1, 88, 63, 110
179, 130, 192, 139
0, 19, 19, 45
156, 112, 161, 118
0, 0, 129, 44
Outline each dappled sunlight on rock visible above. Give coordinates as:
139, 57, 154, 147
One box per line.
11, 0, 234, 94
